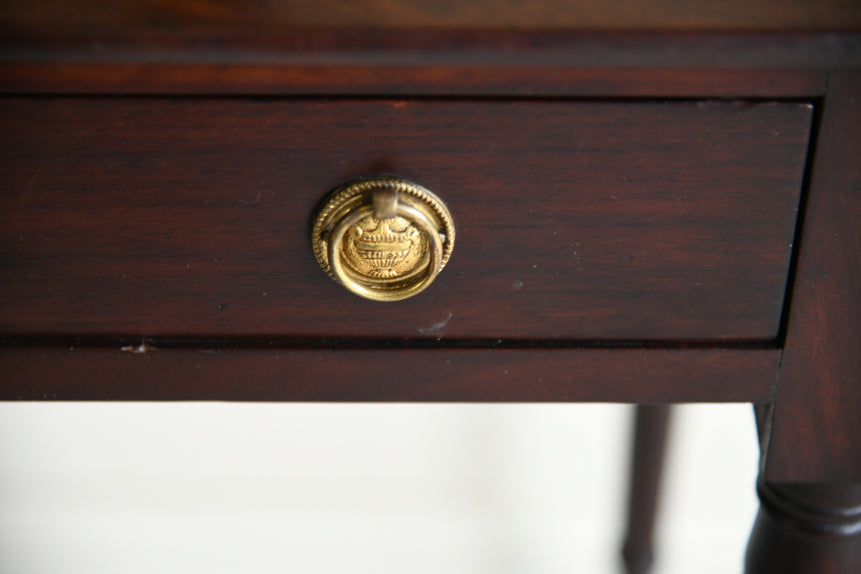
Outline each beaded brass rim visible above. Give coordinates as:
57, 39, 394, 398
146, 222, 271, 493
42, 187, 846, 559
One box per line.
311, 176, 455, 302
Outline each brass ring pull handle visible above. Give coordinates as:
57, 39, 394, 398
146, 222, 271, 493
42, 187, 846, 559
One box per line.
311, 176, 455, 302
327, 203, 443, 301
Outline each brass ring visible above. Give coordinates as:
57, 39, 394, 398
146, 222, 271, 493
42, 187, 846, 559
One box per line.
311, 176, 454, 302
327, 203, 442, 301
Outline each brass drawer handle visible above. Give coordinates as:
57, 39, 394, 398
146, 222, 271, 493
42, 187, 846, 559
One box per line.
311, 176, 455, 301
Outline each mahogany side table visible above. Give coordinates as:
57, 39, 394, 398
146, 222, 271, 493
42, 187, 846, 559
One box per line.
1, 2, 859, 571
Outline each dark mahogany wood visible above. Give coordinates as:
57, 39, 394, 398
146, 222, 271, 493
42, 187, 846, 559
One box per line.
621, 405, 673, 574
4, 1, 858, 97
745, 483, 861, 574
0, 2, 859, 571
0, 347, 778, 402
764, 72, 861, 483
3, 0, 860, 31
3, 31, 853, 97
0, 61, 831, 98
740, 71, 861, 574
0, 98, 811, 341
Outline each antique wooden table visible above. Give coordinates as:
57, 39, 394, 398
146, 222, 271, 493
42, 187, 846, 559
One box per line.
1, 1, 859, 572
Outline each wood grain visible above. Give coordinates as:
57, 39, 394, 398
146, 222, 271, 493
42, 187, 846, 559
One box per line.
0, 347, 779, 402
3, 0, 860, 31
764, 72, 861, 482
0, 62, 830, 98
0, 98, 811, 341
3, 31, 853, 97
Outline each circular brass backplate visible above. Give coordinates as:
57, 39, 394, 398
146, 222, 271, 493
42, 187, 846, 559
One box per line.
311, 176, 455, 301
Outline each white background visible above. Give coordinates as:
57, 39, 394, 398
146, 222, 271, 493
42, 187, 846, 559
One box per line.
0, 403, 759, 574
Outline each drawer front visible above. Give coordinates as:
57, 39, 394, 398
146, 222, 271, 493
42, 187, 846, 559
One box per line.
0, 98, 810, 340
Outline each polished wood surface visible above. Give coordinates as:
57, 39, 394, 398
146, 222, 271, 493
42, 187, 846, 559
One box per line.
3, 0, 860, 31
3, 31, 854, 97
1, 1, 859, 571
764, 72, 861, 483
0, 98, 810, 341
742, 73, 861, 574
0, 60, 832, 98
0, 347, 779, 402
2, 1, 856, 99
745, 483, 861, 573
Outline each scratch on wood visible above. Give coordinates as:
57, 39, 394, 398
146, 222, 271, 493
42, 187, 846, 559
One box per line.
417, 311, 453, 335
238, 190, 272, 205
121, 343, 153, 354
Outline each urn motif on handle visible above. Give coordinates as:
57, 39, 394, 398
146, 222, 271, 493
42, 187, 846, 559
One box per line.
311, 176, 455, 301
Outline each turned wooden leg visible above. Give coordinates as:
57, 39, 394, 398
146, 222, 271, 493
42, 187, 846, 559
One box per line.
745, 482, 861, 573
621, 404, 672, 574
745, 72, 861, 574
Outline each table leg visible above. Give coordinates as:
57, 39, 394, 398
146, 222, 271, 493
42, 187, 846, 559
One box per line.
621, 404, 673, 574
745, 71, 861, 573
745, 482, 861, 573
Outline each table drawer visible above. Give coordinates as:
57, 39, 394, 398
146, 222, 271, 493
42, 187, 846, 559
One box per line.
0, 98, 811, 341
